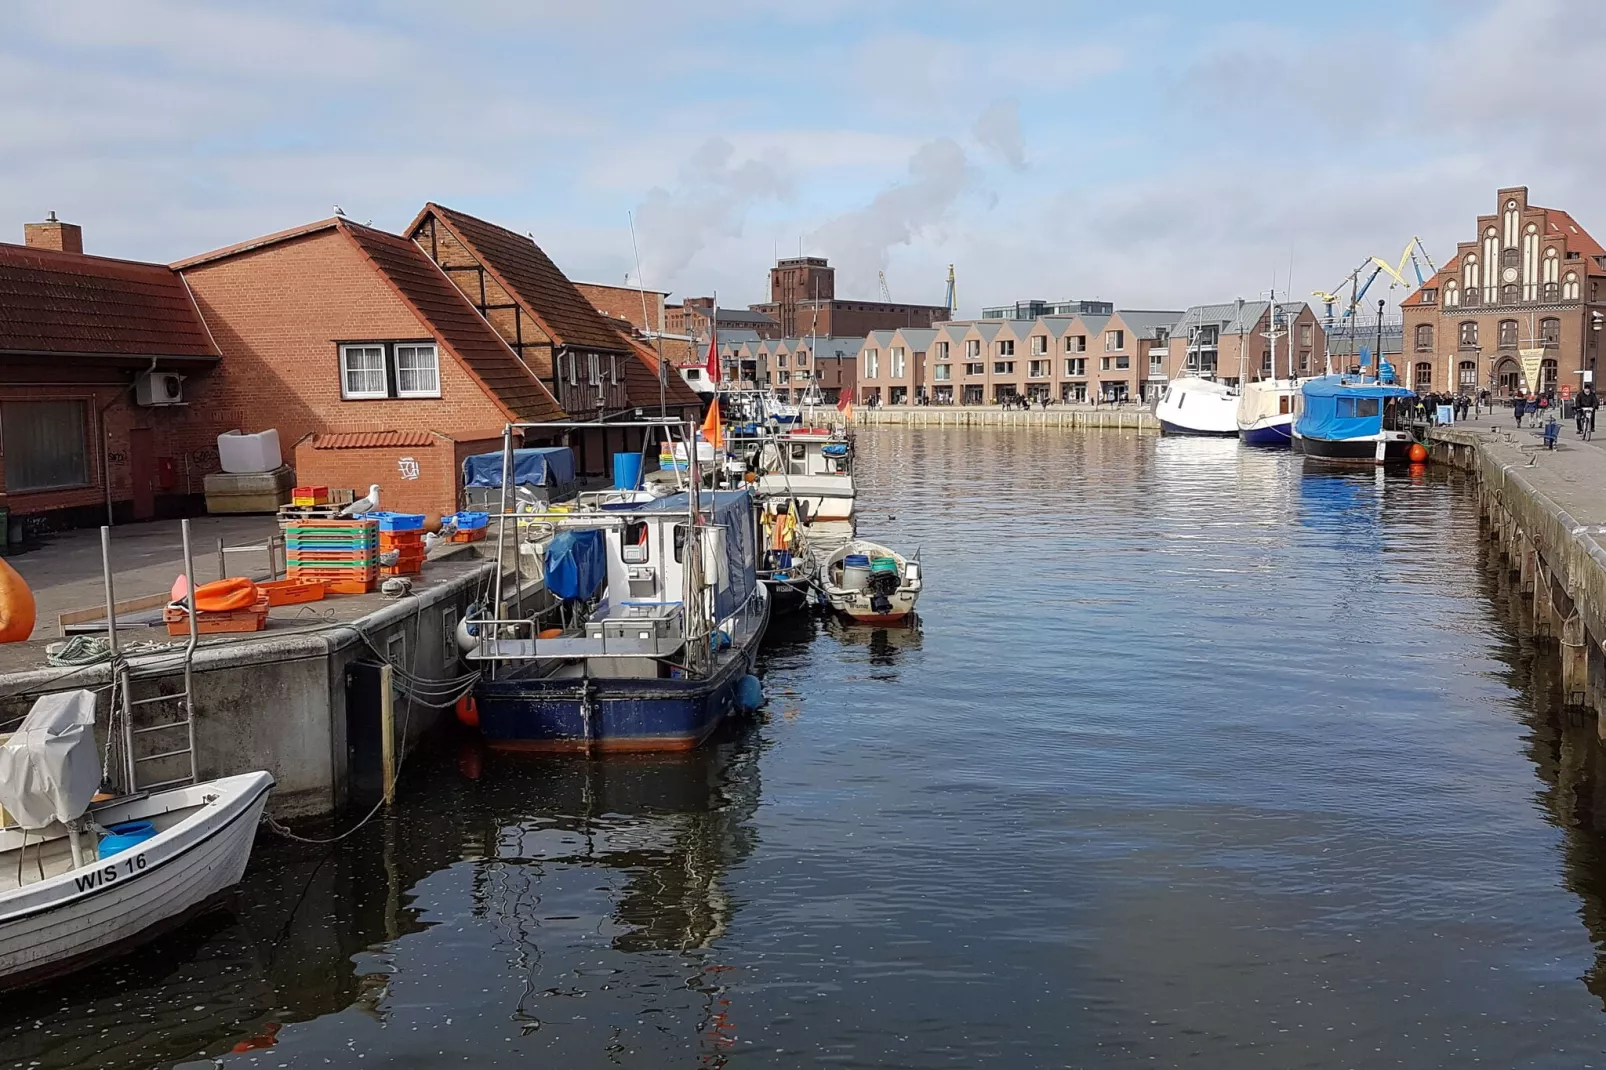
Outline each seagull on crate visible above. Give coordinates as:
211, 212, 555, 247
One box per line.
340, 484, 380, 517
422, 518, 458, 552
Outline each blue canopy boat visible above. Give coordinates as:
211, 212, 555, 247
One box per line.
1293, 373, 1418, 464
470, 422, 769, 753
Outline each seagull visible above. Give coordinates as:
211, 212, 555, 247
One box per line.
333, 205, 347, 217
340, 484, 380, 516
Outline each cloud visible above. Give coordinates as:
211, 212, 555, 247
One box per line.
632, 138, 793, 290
808, 139, 971, 296
973, 99, 1026, 172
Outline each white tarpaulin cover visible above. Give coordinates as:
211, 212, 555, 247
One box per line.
0, 690, 100, 829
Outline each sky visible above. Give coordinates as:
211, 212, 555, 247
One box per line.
3, 0, 1602, 319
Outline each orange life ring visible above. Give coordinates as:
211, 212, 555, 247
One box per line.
193, 577, 260, 613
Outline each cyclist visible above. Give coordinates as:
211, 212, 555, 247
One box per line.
1578, 384, 1599, 439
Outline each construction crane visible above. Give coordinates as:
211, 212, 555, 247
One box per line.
1312, 237, 1441, 341
878, 271, 892, 303
944, 264, 957, 313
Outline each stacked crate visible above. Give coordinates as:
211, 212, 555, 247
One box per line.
284, 518, 379, 594
367, 512, 427, 577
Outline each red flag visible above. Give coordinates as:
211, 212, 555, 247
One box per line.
705, 329, 720, 384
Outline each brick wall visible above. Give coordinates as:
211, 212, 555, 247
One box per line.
575, 282, 662, 332
181, 229, 515, 455
294, 436, 460, 525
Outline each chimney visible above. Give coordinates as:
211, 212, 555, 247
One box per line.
24, 212, 83, 255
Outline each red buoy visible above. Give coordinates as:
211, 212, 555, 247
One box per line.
455, 694, 479, 729
1408, 443, 1428, 463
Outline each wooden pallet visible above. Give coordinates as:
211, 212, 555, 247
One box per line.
278, 504, 348, 521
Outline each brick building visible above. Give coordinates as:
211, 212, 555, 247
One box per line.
1401, 186, 1606, 397
174, 216, 566, 520
0, 217, 230, 529
716, 336, 862, 403
1166, 301, 1322, 388
664, 298, 779, 340
748, 257, 950, 338
574, 280, 666, 334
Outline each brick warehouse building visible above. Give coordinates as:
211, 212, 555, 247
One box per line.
1402, 186, 1606, 397
748, 257, 950, 338
174, 216, 566, 523
0, 217, 234, 531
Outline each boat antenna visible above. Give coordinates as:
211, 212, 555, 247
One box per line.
628, 211, 667, 417
1375, 298, 1386, 381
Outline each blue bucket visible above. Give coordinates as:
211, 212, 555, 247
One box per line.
98, 819, 157, 859
613, 452, 644, 491
844, 554, 871, 568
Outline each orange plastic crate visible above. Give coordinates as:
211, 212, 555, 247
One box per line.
259, 578, 327, 606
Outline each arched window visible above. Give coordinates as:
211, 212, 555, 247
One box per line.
1414, 323, 1433, 350
1413, 361, 1433, 391
1540, 317, 1561, 346
1498, 319, 1518, 348
1458, 360, 1477, 390
1484, 229, 1499, 301
1523, 223, 1540, 300
1459, 321, 1478, 347
1464, 254, 1479, 293
1564, 272, 1580, 301
1504, 202, 1519, 247
1502, 284, 1520, 304
1542, 248, 1560, 300
1444, 281, 1460, 308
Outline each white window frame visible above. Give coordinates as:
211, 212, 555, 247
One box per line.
340, 344, 389, 399
395, 343, 441, 398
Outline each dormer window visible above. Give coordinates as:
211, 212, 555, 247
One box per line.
1420, 288, 1437, 305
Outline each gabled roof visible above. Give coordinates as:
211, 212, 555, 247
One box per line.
410, 203, 629, 354
894, 328, 938, 350
341, 222, 565, 422
1112, 310, 1186, 338
309, 430, 442, 449
0, 242, 219, 361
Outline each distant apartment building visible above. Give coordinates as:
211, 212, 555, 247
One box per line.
981, 298, 1114, 320
748, 256, 951, 338
1400, 186, 1606, 396
719, 336, 862, 403
1166, 301, 1322, 389
665, 297, 779, 340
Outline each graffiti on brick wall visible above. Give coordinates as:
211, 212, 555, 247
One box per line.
397, 456, 421, 480
189, 447, 220, 473
106, 450, 128, 466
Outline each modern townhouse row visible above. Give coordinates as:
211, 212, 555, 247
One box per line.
853, 302, 1325, 406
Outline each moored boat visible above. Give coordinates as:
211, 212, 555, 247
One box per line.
1236, 379, 1299, 447
1154, 377, 1239, 437
0, 691, 273, 989
1293, 374, 1417, 464
470, 420, 770, 753
820, 541, 922, 624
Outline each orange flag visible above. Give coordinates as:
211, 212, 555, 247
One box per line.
836, 392, 854, 423
700, 396, 724, 448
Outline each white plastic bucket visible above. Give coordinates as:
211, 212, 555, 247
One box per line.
217, 429, 282, 473
841, 563, 870, 590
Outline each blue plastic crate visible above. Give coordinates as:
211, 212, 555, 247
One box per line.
358, 510, 425, 532
443, 511, 489, 530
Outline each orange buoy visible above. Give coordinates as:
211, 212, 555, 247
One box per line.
539, 627, 563, 640
455, 693, 480, 729
1408, 443, 1429, 463
0, 556, 37, 643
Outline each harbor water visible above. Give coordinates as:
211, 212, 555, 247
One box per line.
11, 426, 1606, 1067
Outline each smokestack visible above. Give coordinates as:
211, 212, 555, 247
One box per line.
24, 212, 83, 255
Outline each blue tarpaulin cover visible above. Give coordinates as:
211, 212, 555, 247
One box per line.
1296, 375, 1414, 442
635, 490, 758, 621
462, 447, 576, 488
544, 529, 606, 601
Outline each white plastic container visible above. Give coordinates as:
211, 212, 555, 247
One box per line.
216, 429, 282, 474
840, 561, 870, 591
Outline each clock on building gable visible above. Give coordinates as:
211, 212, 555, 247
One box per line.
1501, 266, 1519, 284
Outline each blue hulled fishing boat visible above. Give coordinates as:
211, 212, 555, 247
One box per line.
1293, 374, 1417, 464
469, 421, 769, 753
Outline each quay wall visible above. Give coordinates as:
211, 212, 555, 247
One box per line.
1429, 426, 1606, 718
0, 562, 497, 818
852, 406, 1158, 432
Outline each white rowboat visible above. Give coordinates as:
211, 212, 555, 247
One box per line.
820, 540, 922, 624
0, 771, 273, 988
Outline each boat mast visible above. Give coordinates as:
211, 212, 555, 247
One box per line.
1236, 297, 1246, 389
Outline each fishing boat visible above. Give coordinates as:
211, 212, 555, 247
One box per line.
755, 499, 819, 615
1236, 379, 1299, 447
0, 691, 272, 989
1293, 373, 1418, 463
820, 541, 922, 624
733, 426, 857, 560
470, 420, 770, 753
1154, 377, 1239, 436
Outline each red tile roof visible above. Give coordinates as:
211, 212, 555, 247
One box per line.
0, 242, 219, 360
614, 326, 706, 410
411, 204, 631, 354
1401, 254, 1460, 307
338, 221, 564, 424
309, 430, 442, 449
171, 219, 340, 270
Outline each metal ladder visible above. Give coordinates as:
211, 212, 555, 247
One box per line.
102, 519, 200, 794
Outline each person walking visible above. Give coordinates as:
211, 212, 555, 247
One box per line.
1513, 394, 1525, 428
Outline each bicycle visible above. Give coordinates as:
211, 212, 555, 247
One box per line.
1578, 407, 1597, 441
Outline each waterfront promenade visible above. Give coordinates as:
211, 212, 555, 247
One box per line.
854, 402, 1159, 431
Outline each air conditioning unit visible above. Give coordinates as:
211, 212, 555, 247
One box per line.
134, 371, 184, 406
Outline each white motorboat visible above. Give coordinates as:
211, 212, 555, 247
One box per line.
0, 691, 273, 989
737, 427, 857, 558
1155, 377, 1238, 437
820, 541, 922, 624
1236, 378, 1299, 447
